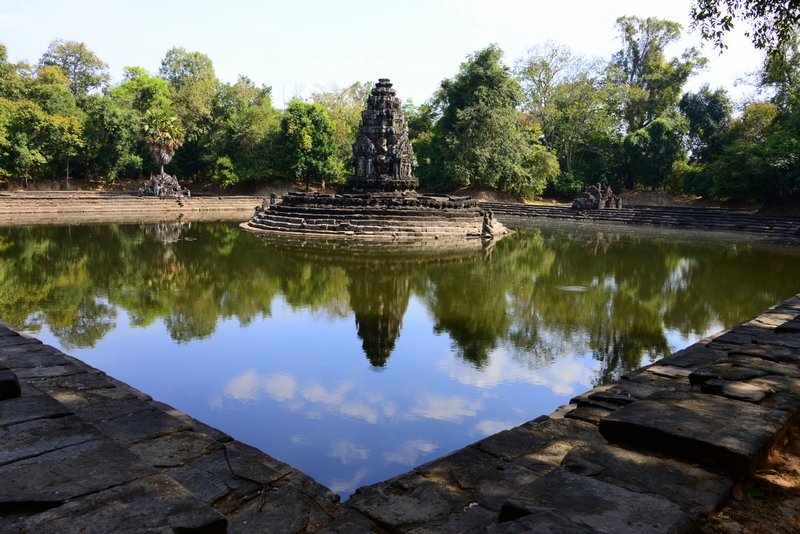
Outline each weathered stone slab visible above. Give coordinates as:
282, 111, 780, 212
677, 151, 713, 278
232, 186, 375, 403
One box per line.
643, 365, 693, 379
348, 475, 467, 530
474, 418, 600, 463
729, 343, 800, 364
64, 394, 152, 423
467, 509, 593, 533
26, 371, 115, 394
775, 316, 800, 333
417, 447, 549, 510
565, 405, 613, 425
0, 415, 99, 466
700, 378, 769, 403
226, 483, 335, 534
757, 333, 800, 349
129, 430, 222, 468
0, 334, 37, 348
0, 439, 155, 503
0, 368, 21, 400
657, 345, 726, 369
17, 474, 226, 534
720, 354, 800, 378
149, 399, 232, 443
500, 470, 694, 533
0, 391, 70, 426
562, 443, 733, 516
0, 344, 65, 369
598, 393, 788, 476
689, 363, 768, 385
14, 363, 83, 379
94, 408, 190, 445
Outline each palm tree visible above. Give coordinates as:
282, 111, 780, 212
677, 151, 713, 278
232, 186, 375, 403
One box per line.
143, 109, 185, 180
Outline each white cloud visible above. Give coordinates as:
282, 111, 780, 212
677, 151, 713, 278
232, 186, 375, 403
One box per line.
328, 438, 370, 465
224, 369, 262, 401
383, 439, 439, 466
303, 382, 352, 405
264, 373, 296, 401
411, 394, 482, 422
327, 468, 370, 495
473, 419, 513, 437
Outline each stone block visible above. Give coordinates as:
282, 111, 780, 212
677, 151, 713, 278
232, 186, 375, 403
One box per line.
0, 414, 99, 466
598, 393, 789, 476
94, 408, 190, 445
129, 430, 222, 468
0, 439, 155, 503
417, 447, 550, 510
700, 378, 769, 403
348, 475, 467, 530
18, 474, 226, 533
758, 333, 800, 349
562, 443, 733, 516
0, 368, 21, 400
565, 405, 613, 425
775, 316, 800, 334
729, 343, 800, 364
474, 418, 600, 463
0, 392, 70, 427
500, 470, 694, 533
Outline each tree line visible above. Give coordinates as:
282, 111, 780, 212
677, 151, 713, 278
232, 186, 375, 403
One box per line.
1, 12, 798, 201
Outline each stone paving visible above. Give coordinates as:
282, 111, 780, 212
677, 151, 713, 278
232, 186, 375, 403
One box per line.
2, 294, 800, 532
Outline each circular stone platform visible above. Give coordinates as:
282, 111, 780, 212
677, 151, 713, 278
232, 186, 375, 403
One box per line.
242, 79, 508, 241
242, 191, 508, 240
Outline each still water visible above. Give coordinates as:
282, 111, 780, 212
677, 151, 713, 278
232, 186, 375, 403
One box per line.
1, 221, 799, 498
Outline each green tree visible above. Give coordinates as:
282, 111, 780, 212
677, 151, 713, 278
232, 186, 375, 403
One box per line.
38, 40, 109, 96
430, 45, 543, 195
691, 0, 800, 58
79, 95, 142, 181
312, 81, 371, 180
209, 76, 280, 185
110, 66, 173, 115
275, 99, 339, 189
159, 47, 218, 177
611, 16, 705, 133
679, 86, 732, 163
623, 115, 687, 190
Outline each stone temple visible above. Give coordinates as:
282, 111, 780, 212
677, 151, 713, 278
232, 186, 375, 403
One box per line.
242, 79, 508, 240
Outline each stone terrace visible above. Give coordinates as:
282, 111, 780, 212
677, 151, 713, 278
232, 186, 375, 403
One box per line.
2, 293, 800, 532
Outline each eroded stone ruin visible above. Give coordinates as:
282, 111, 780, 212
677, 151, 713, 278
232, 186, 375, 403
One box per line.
243, 79, 507, 240
572, 183, 621, 210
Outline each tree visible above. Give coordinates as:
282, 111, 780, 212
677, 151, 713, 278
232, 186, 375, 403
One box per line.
208, 76, 279, 185
623, 115, 687, 190
312, 81, 371, 180
275, 99, 339, 189
38, 40, 109, 96
679, 86, 733, 163
159, 47, 218, 177
79, 95, 142, 181
143, 108, 185, 179
611, 16, 705, 133
430, 45, 542, 195
691, 0, 800, 58
110, 66, 172, 115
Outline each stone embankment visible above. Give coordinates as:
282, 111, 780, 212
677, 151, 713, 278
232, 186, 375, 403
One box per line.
482, 202, 800, 240
0, 192, 260, 226
3, 293, 800, 532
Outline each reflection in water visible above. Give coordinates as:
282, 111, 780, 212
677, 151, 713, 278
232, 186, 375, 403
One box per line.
1, 222, 799, 377
1, 222, 799, 496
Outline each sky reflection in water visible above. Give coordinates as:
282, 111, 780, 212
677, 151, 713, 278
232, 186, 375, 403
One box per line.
1, 221, 798, 498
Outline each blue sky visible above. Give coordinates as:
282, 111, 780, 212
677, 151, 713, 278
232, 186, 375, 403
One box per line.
1, 0, 765, 106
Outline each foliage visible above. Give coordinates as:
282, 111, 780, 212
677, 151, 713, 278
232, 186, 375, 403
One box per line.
691, 0, 800, 58
679, 85, 733, 163
143, 108, 185, 173
610, 16, 705, 133
429, 45, 542, 195
79, 95, 142, 181
623, 115, 687, 190
312, 81, 371, 179
275, 99, 340, 189
38, 39, 109, 96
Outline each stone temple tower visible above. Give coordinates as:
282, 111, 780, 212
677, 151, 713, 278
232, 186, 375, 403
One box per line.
343, 79, 418, 193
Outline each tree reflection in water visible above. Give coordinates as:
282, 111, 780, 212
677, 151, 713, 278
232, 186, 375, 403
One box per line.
0, 222, 799, 381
